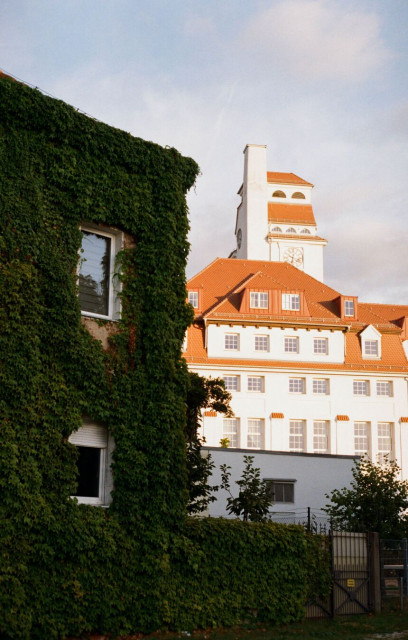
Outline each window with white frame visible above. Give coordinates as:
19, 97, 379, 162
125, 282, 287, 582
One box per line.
289, 420, 305, 452
354, 422, 370, 456
254, 335, 269, 352
247, 419, 264, 449
344, 300, 355, 316
69, 422, 110, 505
376, 381, 392, 397
312, 378, 329, 395
282, 294, 300, 311
223, 375, 240, 391
377, 423, 393, 465
284, 336, 299, 353
364, 340, 379, 357
313, 421, 329, 453
289, 378, 305, 394
223, 418, 239, 448
313, 338, 328, 355
188, 291, 199, 308
353, 380, 369, 396
265, 480, 295, 503
248, 376, 264, 392
250, 291, 268, 309
225, 333, 239, 350
79, 226, 122, 320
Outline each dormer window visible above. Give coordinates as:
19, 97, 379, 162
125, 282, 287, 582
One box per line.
282, 293, 300, 311
188, 291, 199, 308
271, 226, 282, 233
286, 227, 296, 234
344, 300, 354, 317
272, 190, 286, 198
292, 191, 305, 199
300, 228, 311, 234
250, 291, 268, 309
364, 340, 378, 357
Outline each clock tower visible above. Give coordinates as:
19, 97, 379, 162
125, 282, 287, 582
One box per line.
233, 145, 327, 281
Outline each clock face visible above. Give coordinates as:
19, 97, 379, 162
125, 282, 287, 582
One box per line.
237, 228, 242, 249
283, 247, 303, 269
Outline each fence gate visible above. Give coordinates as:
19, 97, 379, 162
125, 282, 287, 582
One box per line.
308, 531, 372, 618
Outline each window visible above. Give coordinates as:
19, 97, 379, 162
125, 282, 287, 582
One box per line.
250, 291, 268, 309
313, 421, 329, 453
364, 340, 379, 357
292, 191, 305, 199
353, 380, 369, 396
314, 338, 328, 355
286, 227, 296, 233
282, 294, 300, 311
188, 291, 199, 308
354, 422, 370, 456
266, 480, 295, 503
271, 226, 282, 233
254, 335, 269, 352
284, 336, 299, 353
377, 423, 392, 464
224, 375, 240, 391
312, 378, 329, 395
247, 419, 264, 449
79, 226, 121, 319
289, 378, 305, 394
225, 333, 239, 350
344, 300, 354, 316
289, 421, 305, 452
223, 418, 239, 448
272, 190, 286, 198
248, 376, 264, 392
376, 381, 392, 397
69, 422, 110, 505
300, 228, 311, 234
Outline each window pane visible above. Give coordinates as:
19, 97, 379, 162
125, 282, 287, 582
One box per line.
223, 418, 239, 448
284, 337, 298, 353
225, 334, 239, 350
353, 380, 369, 396
255, 335, 269, 351
289, 421, 305, 451
224, 375, 239, 391
289, 378, 304, 393
248, 376, 263, 392
188, 291, 199, 308
378, 423, 392, 465
313, 421, 329, 453
345, 300, 354, 316
354, 422, 369, 456
250, 292, 268, 308
267, 481, 295, 503
79, 231, 111, 316
376, 381, 391, 396
313, 379, 328, 394
314, 338, 328, 354
75, 446, 101, 498
364, 340, 378, 356
282, 294, 300, 311
247, 419, 263, 449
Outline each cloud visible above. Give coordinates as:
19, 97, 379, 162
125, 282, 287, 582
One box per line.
244, 0, 393, 83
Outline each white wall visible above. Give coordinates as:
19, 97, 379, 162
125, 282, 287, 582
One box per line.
204, 447, 356, 517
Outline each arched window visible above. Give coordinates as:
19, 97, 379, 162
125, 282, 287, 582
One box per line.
272, 190, 286, 198
286, 227, 296, 234
292, 191, 305, 199
300, 228, 311, 234
271, 226, 282, 233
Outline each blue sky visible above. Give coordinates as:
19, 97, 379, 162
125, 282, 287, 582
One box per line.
2, 0, 408, 303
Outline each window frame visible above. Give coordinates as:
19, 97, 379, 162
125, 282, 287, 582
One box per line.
312, 378, 329, 395
284, 336, 299, 353
363, 340, 379, 358
250, 291, 269, 309
223, 375, 240, 392
313, 420, 329, 453
254, 334, 269, 352
289, 420, 305, 452
353, 380, 370, 396
354, 421, 370, 457
247, 418, 264, 449
344, 299, 355, 317
223, 418, 240, 448
376, 380, 392, 397
265, 479, 296, 504
79, 224, 122, 321
69, 422, 109, 506
313, 337, 328, 355
247, 376, 264, 392
224, 333, 240, 351
377, 422, 393, 465
188, 291, 199, 308
289, 378, 305, 394
282, 294, 300, 311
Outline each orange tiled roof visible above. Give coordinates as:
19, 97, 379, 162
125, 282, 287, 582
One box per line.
267, 172, 313, 187
185, 258, 408, 372
268, 203, 316, 225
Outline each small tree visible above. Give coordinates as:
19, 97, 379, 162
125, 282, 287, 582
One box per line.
325, 457, 408, 538
185, 372, 232, 514
220, 455, 274, 522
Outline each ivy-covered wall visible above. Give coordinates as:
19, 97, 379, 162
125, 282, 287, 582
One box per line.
0, 74, 198, 639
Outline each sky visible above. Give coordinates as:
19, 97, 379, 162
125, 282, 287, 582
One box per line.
1, 0, 408, 303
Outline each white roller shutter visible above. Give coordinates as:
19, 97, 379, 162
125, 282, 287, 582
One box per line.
69, 423, 108, 448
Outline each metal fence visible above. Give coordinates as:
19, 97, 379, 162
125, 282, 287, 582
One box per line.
268, 508, 333, 534
380, 538, 408, 598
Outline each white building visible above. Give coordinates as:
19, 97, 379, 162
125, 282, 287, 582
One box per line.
184, 144, 408, 514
